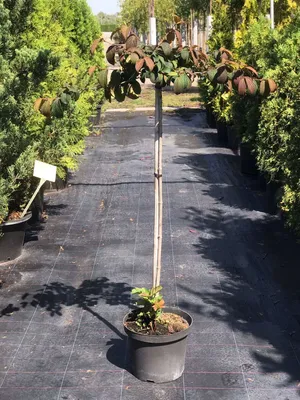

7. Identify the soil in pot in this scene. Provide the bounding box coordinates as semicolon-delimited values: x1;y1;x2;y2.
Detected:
125;311;189;335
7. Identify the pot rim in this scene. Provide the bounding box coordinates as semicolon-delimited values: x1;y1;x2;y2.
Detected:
1;212;32;227
123;306;193;344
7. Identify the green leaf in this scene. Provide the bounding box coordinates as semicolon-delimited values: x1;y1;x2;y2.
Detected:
132;287;148;295
160;41;172;57
60;93;71;105
51;98;64;118
150;286;163;296
114;86;126;102
110;70;122;88
207;69;217;82
131;81;141;95
180;48;190;62
98;69;108;88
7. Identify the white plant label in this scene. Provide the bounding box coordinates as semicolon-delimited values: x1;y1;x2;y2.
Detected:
33;160;57;183
21;160;57;218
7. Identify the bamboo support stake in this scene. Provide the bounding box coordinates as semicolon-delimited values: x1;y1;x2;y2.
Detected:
153;88;160;287
155;89;163;287
21;179;46;218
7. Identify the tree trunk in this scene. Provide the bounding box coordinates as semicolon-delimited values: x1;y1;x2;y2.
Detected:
153;87;163;287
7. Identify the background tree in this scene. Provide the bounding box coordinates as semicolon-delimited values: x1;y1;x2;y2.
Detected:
119;0;176;36
97;11;118;25
97;11;119;31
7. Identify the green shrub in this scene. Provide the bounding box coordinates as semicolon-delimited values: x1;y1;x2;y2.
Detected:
0;0;104;222
255;11;300;231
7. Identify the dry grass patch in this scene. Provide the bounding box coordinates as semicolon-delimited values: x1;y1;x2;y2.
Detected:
102;86;201;112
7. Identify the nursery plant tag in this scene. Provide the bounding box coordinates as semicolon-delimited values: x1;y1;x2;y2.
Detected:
21;160;57;218
33;160;57;182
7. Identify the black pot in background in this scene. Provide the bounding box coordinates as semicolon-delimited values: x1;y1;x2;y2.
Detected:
205;106;216;128
227;125;239;150
124;307;192;383
240;142;258;175
266;181;283;215
257;173;267;191
0;212;32;264
89;104;102;128
44;168;68;192
31;187;45;223
216;120;228;144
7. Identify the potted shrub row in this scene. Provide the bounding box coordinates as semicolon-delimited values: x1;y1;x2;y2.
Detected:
199;48;277;173
0;1;105;264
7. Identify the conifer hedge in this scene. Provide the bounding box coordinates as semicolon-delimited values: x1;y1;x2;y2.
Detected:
0;0;104;223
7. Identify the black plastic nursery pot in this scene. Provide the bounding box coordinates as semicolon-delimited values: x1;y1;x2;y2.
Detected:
31;188;44;223
216;121;228;144
205;106;216;129
266;181;282;215
123;307;193;383
227;125;239;150
240;142;258;175
89;104;102;127
0;212;32;264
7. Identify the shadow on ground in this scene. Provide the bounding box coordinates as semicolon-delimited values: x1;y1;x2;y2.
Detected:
0;277;131;370
174;141;300;393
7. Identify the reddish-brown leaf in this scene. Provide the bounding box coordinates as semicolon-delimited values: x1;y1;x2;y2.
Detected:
219;47;233;58
34;98;44;111
126;34;138;49
166;29;175;43
88;66;97;76
198;51;208;61
238;78;247;95
135;58;144;72
39;98;54;118
216;65;228;84
126;47;145;57
175;30;182;47
120;25;131;41
189;47;198;67
106;45;117;65
259;80;266;96
267;79;277;92
152;299;165;311
174;15;181;24
245;76;258;95
90;37;103;55
233;70;244;87
144;56;155;71
221;52;229;63
244;65;258;77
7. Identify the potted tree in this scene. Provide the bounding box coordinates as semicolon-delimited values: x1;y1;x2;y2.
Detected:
91;24;208;382
94;25;278;382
